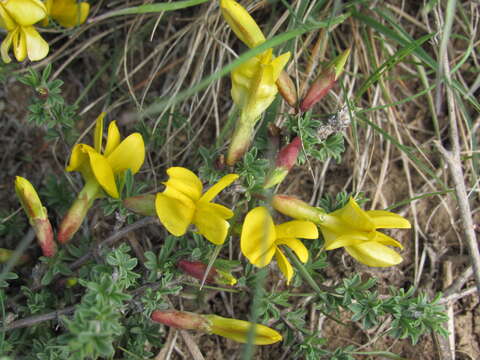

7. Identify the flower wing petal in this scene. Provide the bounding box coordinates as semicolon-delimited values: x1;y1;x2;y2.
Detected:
193;204;230;245
200;174;238;203
345;242;403;267
275;248;294;284
240;206;276;267
162;167;202;201
375;232;404;249
23;26;48;61
1;29;15;63
275;238;309;263
275;220;318;240
104;120;121;156
367;210;411;229
155;193;194;237
87;150;118;198
106;133;145;174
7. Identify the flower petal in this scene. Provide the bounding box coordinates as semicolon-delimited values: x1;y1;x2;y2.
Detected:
240;206;276;267
66;143;91;172
22;26;48;61
0;6;17;30
275;248;294;284
270;52;291;81
275;238;309;263
367;210;411;229
205;202;234;219
155;193;195;236
193;203;230;245
94;112;105;152
220;0;266;48
275;220;318;240
12;27;27;62
200;173;238;203
50;0;90;28
345;242;403;267
106;133;145;175
1;29;15;63
104;120;121;156
87;150;119;198
333;198;375;231
4;0;47;26
162;167;202;201
321;227;374;250
375;231;404;249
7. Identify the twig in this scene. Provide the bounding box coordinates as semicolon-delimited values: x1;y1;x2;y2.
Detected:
440;286;477;304
443;266;473;297
5;306;75;331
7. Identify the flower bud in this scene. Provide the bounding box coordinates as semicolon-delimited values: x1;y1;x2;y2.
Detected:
272;194;325;223
300;48;350;112
15;176;56;257
264;137;301;189
276;70;297;107
123;194;156;216
177;259;237;286
0;248;29;265
151;309;282;345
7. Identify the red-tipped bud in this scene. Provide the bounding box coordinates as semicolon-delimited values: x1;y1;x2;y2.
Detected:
15;176;57;257
178;259;237;286
264;137;302;189
123;194;156;216
300;48;350;112
151;310;211;332
272;194;326;223
276;70;297;107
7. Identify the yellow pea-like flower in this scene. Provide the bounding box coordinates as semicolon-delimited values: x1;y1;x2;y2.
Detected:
0;0;49;63
43;0;90;28
241;206;318;284
272;195;411;267
59;112;145;243
155;167;238;245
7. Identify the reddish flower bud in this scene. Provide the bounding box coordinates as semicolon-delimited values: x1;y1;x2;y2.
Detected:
151;310;211;332
276;70;297;107
178;259;237;286
123;194;156;216
264;137;302;189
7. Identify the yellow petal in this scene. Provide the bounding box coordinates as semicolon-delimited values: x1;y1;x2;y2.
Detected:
0;6;17;30
155;193;195;236
375;231;404;249
162;167;203;201
345;241;403;267
1;29;15;63
275;238;309;263
66;143;90;172
87;150;119;198
94;112;105;152
206;315;282;345
22;26;48;61
205;202;234;219
275;248;294;284
4;0;47;26
13;27;27;62
200;174;238;203
320;226;374;250
240;206;276;267
333;197;375;232
193;203;230;245
220;0;266;48
50;0;90;28
367;210;411;229
270;52;291;81
106;133;145;175
104;120;121;156
275;220;318;240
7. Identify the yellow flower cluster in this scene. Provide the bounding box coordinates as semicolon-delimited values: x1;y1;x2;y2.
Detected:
0;0;89;63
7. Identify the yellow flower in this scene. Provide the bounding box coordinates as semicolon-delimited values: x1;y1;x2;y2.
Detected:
272;195;411;267
155;167;238;245
66;112;145;199
0;0;48;62
43;0;90;28
151;309;282;345
241;206;318;284
220;0;290;165
59;112;145;244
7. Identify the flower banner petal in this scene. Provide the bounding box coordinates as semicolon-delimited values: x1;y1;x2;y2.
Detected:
200;174;238;203
240;206;276;267
335;197;375;232
107;133;145;174
66;144;91;172
104;121;121;156
162;167;203;201
4;0;46;26
94;112;105;152
345;241;403;267
155;193;195;236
